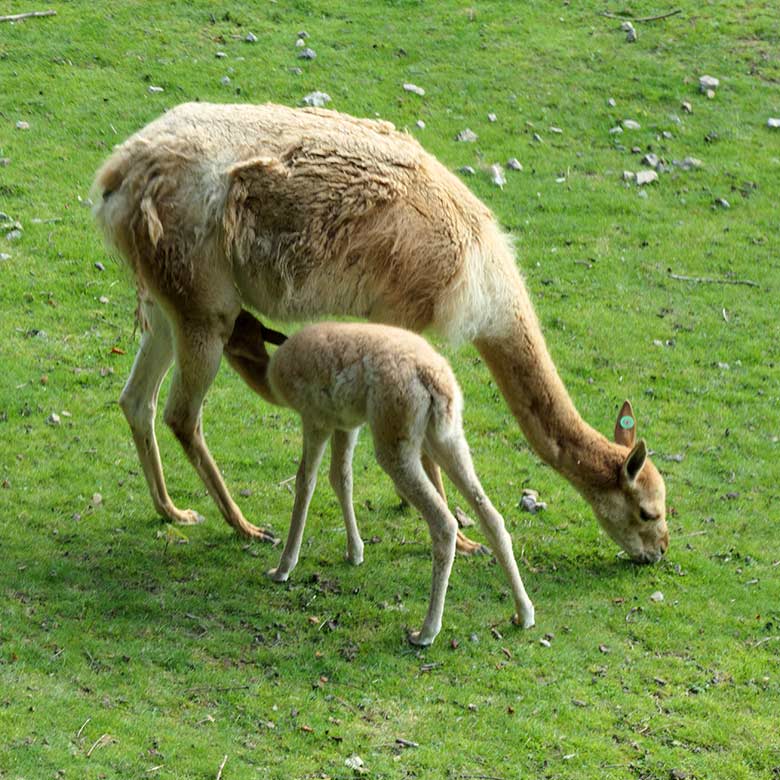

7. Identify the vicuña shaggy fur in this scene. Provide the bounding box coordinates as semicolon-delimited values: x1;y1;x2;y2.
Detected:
92;101;669;563
225;314;535;646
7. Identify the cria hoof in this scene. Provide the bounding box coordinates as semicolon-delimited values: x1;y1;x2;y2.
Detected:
407;629;434;647
512;610;536;630
266;567;289;583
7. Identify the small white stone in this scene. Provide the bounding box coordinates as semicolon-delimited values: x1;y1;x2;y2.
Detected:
549;126;563;134
99;295;109;304
623;171;636;182
506;158;523;171
92;492;103;506
539;638;552;648
609;125;624;135
673;156;703;171
458;165;476;176
714;197;730;209
699;75;719;92
47;412;61;426
297;30;309;39
301;91;331;107
16;120;30;130
608;97;617;107
636;170;658;186
642;153;660;169
215;51;227;58
147;85;164;94
345;755;364;771
415;119;425;129
623;119;641;130
767;118;780;129
490;164;506;189
0;253;10;261
487;112;497;122
650;590;664;603
682;101;692;114
295;37;305;48
245;32;258;43
705;88;716;99
220;76;231;86
403;83;425;96
5;229;22;241
455;128;478;142
298;47;316;60
555;176;566;183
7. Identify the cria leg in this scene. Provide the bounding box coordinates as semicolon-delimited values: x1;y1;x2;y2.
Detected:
422;452;486;556
431;436;535;629
378;450;457;647
268;422;329;582
162;319;276;542
329;428;364;566
119;300;203;526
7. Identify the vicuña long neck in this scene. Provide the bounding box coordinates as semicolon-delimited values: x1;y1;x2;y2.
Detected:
474;291;621;493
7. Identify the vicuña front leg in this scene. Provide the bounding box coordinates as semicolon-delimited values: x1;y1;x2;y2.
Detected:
421;452;487;557
163;320;276;542
329;428;364;565
267;423;329;582
119;300;203;527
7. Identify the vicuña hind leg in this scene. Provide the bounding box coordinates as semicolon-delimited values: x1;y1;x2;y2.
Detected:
378;448;457;647
119;299;202;526
163;317;276;542
422;452;487;557
329;428;364;566
431;436;535;629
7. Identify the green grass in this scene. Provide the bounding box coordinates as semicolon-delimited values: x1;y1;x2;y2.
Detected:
1;1;779;778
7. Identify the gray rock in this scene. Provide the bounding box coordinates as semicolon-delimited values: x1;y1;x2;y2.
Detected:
642;153;660;169
245;32;258;43
520;488;546;514
220;75;231;86
609;125;624;134
699;75;719;92
714;197;730;209
298;47;316;60
608;97;617;107
0;158;9;167
623;171;636;182
297;30;309;39
0;253;11;262
94;261;105;272
415;119;425;129
458;165;476;176
5;229;22;241
673;156;703;171
215;51;227;58
650;590;664;603
682;101;692;114
289;67;303;76
621;21;637;42
47;412;61;426
532;132;543;142
622;119;641;130
302;91;331;107
506;158;523;171
487;112;497;122
636;170;658;186
455;128;478;142
403;83;425;96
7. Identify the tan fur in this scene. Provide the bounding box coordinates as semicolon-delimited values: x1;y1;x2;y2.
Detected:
93;102;668;562
228;320;534;646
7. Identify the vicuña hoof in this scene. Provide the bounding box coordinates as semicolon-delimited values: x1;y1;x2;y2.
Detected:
239;523;279;544
455;530;490;556
172;509;205;526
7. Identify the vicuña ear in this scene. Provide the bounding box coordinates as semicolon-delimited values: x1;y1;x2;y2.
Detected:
614;399;637;447
622;439;647;485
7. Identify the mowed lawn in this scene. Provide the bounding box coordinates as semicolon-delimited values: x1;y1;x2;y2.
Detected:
0;2;778;778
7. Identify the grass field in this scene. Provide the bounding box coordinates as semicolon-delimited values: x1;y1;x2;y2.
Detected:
1;1;779;778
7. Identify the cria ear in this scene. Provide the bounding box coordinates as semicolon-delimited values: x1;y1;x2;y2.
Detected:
622;439;647;485
614;399;637;447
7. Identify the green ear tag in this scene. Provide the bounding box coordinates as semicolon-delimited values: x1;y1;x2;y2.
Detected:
620;415;635;430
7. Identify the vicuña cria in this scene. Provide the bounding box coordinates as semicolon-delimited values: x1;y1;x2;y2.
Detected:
92;101;669;564
224;312;535;645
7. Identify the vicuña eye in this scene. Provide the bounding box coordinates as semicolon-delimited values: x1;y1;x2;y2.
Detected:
639;508;658;522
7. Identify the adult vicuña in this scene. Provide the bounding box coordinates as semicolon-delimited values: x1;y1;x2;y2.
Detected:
224;312;535;646
92;101;669;563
